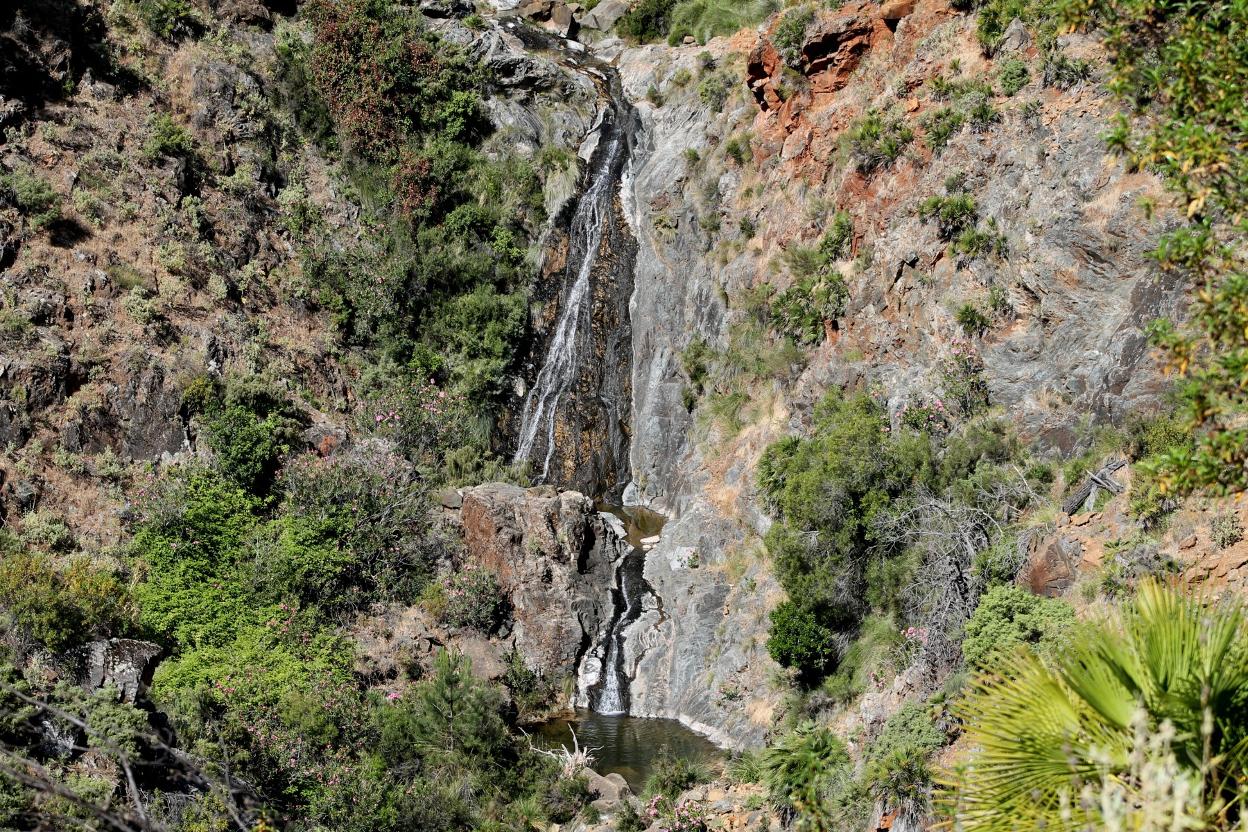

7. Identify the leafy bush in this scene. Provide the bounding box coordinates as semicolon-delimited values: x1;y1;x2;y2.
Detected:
1;167;61;230
847;112;914;173
541;775;592;823
143;114;195;161
921;107;966;151
761;722;851;817
644;749;709;800
697;71;733;110
0;550;131;652
953;220;1007;259
202;405;297;494
1211;512;1244;549
998;58;1030;95
620;0;677;41
441;570;508;633
767;601;839;677
961;585;1075;667
773;6;815;68
819;211;853;260
866;702;945;765
949;581;1248;830
1041;49;1091;90
136;0;200;40
667;0;779;46
955;303;991;337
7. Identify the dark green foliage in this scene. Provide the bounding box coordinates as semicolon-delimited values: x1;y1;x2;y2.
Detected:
768;601;839;677
1;167;60;229
202;405;296;493
771;272;848;345
377;651;513;769
667;0;779;45
819;211;854;260
441;569;508;633
620;0;677;41
847;111;914;173
975;0;1028;52
921;107;966;151
866;702;945;765
698;70;733;110
961;585;1075;667
643;749;709;799
953;220;1007;259
725;133;751;165
761;722;852;819
774;6;816;68
918;193;977;240
1041;49;1091;90
142;114;195;161
955;303;991;337
1064;0;1248;498
542;775;593;823
966;97;1001;131
998;58;1030;95
136;0;200;40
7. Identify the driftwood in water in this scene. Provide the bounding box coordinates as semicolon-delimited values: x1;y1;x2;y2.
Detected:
1062;457;1127;515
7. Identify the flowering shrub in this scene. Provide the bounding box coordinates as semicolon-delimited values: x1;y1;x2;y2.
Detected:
365;380;477;468
645;795;711;832
898;398;949;435
441;570;508;633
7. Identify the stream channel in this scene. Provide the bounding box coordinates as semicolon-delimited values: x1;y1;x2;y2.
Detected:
510;25;727;786
538;505;724;791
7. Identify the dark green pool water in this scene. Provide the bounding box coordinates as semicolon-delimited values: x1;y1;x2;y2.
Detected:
536;710;724;791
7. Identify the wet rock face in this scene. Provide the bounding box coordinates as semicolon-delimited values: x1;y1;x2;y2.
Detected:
460;483;625;681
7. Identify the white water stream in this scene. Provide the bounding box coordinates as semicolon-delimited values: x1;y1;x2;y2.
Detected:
513;133;625;481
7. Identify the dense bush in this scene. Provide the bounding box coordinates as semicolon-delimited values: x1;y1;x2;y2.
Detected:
919;193;977;240
0;549;131;652
767;601;840;677
620;0;676;41
440;570;508;633
961;585;1075;667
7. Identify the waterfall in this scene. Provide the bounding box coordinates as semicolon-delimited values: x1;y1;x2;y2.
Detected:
514;129;626;481
591;546;647;714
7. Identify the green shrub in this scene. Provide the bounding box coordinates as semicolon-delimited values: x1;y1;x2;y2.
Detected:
819;211;853;260
770;272;848;345
643;749;709;799
724;133;751;165
966;97;1001;131
975;0;1029;52
955;303;991;337
143;114;195;161
847;112;914;173
918;193;977;240
773;6;815;68
541;775;592;823
620;0;677;41
767;601;839;677
697;71;733;110
0;550;131;652
667;0;779;45
1211;512;1244;549
866;702;945;764
998;58;1030;95
203;405;297;493
136;0;200;40
921;107;966;151
953;220;1007;259
441;570;508;633
961;585;1075;668
1041;50;1092;90
1;167;61;229
761;722;851;817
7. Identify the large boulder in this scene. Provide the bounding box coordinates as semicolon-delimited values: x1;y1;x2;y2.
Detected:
78;639;163;703
460;483;623;682
581;0;629;30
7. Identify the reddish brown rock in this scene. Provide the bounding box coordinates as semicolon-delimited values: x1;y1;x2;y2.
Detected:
1019;536;1083;597
460;483;622;681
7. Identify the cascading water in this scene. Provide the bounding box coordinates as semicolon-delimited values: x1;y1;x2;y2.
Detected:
514;129;626;482
591;546;645;714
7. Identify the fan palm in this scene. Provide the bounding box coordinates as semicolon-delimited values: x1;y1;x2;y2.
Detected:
943;580;1248;831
